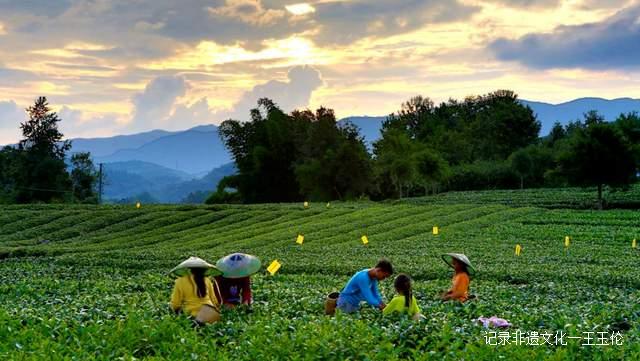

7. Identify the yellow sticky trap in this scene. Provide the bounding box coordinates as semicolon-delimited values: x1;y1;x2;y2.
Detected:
267;260;281;275
136;202;141;209
564;236;570;248
433;226;439;235
296;234;304;245
515;244;522;256
361;235;369;245
303;201;309;208
633;239;637;249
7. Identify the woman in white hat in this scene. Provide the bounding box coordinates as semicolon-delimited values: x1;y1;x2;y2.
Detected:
214;253;261;308
169;256;223;324
440;253;474;302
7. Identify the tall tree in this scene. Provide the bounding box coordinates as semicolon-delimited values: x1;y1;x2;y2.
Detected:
219;98;304;203
558;118;636;209
19;97;71;158
295;109;372;201
14;97;72;203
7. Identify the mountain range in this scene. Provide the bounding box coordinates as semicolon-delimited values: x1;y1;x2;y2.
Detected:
48;97;640;203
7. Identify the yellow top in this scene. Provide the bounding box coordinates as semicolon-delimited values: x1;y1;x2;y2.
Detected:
170;275;220;317
383;295;421;316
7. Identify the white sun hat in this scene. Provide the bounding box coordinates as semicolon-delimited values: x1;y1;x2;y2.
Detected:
170;256;222;277
441;253;475;274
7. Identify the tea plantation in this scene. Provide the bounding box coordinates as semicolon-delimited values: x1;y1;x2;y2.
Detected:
1;195;639;359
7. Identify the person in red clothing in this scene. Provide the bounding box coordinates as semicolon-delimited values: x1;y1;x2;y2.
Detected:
214;275;252;306
215;253;261;308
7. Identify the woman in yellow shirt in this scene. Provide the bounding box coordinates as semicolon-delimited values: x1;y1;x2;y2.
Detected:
441;253;474;302
383;274;423;320
169;256;223;324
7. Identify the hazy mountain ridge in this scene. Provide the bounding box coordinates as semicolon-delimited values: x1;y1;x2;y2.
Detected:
62;97;639;203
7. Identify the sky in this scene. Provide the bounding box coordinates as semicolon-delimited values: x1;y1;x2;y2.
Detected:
1;0;639;144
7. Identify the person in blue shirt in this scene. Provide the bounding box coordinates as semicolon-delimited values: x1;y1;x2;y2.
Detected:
336;259;394;313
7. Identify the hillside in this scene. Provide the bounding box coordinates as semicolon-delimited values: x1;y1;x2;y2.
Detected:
1;200;638;359
70;129;175;157
102;161;192;201
103;161;236;203
94;125;230;175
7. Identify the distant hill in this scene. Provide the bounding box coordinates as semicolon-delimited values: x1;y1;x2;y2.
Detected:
339;98;640;142
103;161;236;204
521;97;640;135
70;129;175;157
156;162;237;203
102;161;192;201
93;125;231;175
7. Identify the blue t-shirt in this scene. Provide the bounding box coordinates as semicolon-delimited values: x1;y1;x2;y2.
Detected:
339;269;383;307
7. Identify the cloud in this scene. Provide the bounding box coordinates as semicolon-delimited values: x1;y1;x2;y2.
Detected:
166;97;216;125
208;0;287;26
0;67;38;86
223;65;323;120
311;0;479;45
483;0;561;8
489;5;640;70
0;100;26;145
131;75;187;130
125;65;322;130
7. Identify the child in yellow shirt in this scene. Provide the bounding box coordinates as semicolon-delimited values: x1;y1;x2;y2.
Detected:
383;274;423;320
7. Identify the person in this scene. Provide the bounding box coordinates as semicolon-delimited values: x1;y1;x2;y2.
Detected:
336;259;393;313
214;253;261;308
169;256;223;324
440;253;474;302
383;273;423;320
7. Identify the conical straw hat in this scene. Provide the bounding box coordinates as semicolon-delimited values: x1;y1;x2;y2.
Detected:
170;256;222;277
216;253;261;278
441;253;475;274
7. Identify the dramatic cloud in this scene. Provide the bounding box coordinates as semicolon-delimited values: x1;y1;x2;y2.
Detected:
131;75;188;130
166;97;217;126
311;0;479;45
1;0;640;144
490;5;640;69
223;65;323;121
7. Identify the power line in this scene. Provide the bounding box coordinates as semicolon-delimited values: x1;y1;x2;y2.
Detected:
15;187;73;194
98;163;103;204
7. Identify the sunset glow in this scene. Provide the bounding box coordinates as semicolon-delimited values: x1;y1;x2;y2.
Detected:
0;0;639;144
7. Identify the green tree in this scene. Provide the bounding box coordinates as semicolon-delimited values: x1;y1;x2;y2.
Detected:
558;119;636;209
373;129;427;198
294;109;372;201
509;148;532;189
219;98;305;203
468;90;541;160
614;112;640;171
19;97;71;158
14;97;72;203
70;152;97;203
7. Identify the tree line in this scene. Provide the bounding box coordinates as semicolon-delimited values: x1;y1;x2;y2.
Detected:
214;91;639;208
0;97;98;204
1;92;637;207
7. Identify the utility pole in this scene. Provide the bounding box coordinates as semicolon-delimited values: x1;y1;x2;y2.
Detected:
98;163;103;205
